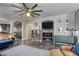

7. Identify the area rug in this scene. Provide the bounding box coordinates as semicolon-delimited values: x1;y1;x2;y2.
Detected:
0;45;50;56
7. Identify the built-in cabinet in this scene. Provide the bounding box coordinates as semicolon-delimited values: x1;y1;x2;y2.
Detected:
42;20;54;41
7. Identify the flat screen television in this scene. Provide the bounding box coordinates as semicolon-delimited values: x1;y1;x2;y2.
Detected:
42;21;53;29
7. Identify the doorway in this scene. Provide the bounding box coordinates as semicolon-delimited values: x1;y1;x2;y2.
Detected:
14;21;22;39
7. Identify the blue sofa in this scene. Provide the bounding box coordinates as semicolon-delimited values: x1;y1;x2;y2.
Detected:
0;40;14;48
72;43;79;55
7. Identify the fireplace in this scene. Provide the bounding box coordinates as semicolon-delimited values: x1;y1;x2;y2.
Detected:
42;32;53;41
43;32;52;37
42;20;53;43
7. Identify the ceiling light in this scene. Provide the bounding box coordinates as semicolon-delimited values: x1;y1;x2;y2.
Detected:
28;9;32;12
26;12;31;17
12;3;43;17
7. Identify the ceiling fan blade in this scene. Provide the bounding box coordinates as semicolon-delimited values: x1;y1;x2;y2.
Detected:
31;14;35;17
11;4;24;11
32;12;40;16
32;4;38;9
14;10;23;12
19;13;26;16
32;10;43;12
22;3;28;9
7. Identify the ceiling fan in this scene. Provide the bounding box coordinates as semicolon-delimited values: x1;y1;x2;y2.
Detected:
11;3;43;17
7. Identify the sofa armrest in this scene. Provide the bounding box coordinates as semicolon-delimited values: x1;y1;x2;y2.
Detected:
61;50;77;56
50;49;63;56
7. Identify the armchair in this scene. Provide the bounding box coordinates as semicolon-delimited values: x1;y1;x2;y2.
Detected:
60;45;77;56
60;43;79;56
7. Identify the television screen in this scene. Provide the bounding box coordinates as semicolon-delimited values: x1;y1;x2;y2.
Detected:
42;21;53;29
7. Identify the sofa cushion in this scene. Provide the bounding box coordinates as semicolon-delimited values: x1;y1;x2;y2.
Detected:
61;45;73;51
50;49;63;56
72;43;79;55
61;50;76;56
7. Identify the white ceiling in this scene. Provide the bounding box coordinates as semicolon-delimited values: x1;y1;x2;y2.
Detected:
0;3;79;23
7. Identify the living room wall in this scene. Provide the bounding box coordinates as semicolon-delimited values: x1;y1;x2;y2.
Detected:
26;13;75;37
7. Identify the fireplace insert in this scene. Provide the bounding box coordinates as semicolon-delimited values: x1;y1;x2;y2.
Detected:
43;32;52;37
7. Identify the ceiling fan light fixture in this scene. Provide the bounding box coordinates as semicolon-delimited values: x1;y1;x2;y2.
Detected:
28;9;32;12
26;12;31;17
12;3;43;17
